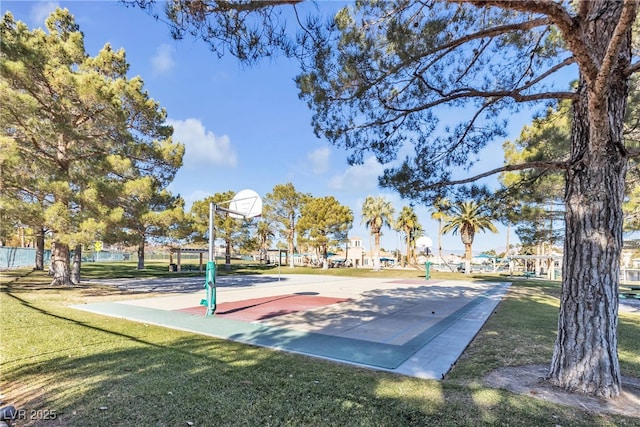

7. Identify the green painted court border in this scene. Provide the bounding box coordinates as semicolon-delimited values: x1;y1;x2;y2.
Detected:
71;283;510;370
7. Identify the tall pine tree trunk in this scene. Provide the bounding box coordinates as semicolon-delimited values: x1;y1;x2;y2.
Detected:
50;241;73;286
225;237;231;271
322;246;329;270
550;85;626;397
35;228;45;271
289;220;295;268
137;238;145;270
71;244;81;284
550;86;625;397
548;1;632;398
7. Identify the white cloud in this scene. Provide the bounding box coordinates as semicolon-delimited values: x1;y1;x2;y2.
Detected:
31;2;59;25
168;118;237;167
328;156;385;192
151;44;176;75
307;147;330;174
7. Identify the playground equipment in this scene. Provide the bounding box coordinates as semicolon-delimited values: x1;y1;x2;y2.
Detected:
200;190;262;316
424;261;431;280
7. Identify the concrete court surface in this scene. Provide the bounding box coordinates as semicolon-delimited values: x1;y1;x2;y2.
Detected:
73;274;511;380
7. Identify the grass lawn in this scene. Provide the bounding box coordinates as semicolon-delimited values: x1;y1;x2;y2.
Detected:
1;264;639;426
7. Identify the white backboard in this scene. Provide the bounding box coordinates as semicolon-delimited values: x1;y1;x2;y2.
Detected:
416;236;433;248
228;189;262;219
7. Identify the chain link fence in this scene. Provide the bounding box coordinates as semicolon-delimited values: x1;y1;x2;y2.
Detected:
0;247;50;270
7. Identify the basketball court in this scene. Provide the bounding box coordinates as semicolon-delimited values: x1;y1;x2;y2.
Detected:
73;274;511;380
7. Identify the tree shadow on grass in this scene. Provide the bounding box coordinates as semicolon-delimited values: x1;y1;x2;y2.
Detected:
1;285;635;426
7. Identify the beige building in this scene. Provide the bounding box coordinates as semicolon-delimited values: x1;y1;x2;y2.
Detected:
345;236;365;268
339;236;397;269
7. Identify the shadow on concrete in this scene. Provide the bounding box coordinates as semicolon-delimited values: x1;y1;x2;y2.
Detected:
84;274;291;293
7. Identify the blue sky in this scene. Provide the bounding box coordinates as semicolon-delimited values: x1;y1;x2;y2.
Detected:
3;1;557;255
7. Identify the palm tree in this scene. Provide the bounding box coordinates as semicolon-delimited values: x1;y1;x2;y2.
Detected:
361;196;395;271
442;201;498;274
396;205;420;267
409;223;424;264
430;197;454;271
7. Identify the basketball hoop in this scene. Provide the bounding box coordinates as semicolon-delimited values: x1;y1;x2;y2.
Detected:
227;189;263;219
203;189;263;316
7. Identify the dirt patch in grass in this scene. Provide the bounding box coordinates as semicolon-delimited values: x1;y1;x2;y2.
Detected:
484;364;640;418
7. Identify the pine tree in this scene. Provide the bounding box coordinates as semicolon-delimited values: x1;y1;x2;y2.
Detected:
1;9;183;283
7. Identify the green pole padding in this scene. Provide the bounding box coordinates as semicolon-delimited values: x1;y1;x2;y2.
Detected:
204;261;216;316
206;261;216;285
425;261;431;280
